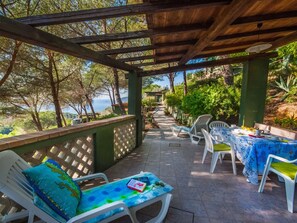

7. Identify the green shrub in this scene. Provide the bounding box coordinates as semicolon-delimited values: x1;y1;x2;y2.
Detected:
95;113;118;120
274;115;297;130
182;79;240;121
165;93;182;108
142;98;157;109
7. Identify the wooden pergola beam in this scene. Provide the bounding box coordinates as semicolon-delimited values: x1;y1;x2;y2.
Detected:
0;16;139;72
264;31;297;51
16;0;230;26
233;10;297;25
179;0;261;65
101;40;197;55
139;52;278;77
119;55;154;62
216;26;297;41
205;37;279;51
68;23;209;44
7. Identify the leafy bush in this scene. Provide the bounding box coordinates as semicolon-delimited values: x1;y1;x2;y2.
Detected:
274;115;297;130
142;98;157;110
165;93;182;108
182;78;241;121
274;75;297;102
96;113;118;120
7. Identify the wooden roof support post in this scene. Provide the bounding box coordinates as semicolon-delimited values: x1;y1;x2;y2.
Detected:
239;57;270;127
0;15;140;72
128;71;142;147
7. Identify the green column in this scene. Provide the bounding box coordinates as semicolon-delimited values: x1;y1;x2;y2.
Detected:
93;125;114;172
128;71;143;146
239;57;269;127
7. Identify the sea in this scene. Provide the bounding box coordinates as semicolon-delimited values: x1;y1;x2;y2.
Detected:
43;97;128;115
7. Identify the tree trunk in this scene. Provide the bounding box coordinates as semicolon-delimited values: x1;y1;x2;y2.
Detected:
168;72;175;93
220;55;234;86
0;41;22;87
47;51;63;128
30;111;43;131
112;68;126;114
85;94;96;119
60;106;67;126
82;105;89;122
183;71;188;95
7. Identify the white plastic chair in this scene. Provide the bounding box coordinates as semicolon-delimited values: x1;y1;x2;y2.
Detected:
201;129;237;175
171;114;212;144
258;154;297;213
209;121;230;130
0;150;172;223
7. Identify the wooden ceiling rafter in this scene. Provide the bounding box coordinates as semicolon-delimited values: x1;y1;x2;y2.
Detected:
179;0;264;65
16;0;230;26
67;23;209;45
100;40;197;55
216;25;297;41
140;52;277;77
0;15;139;72
232;10;297;25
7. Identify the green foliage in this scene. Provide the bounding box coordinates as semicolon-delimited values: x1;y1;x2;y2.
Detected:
95;113;118;120
142;98;157;109
274;115;297;130
142;84;162;93
165;93;182;108
182;77;241;120
274;75;297;102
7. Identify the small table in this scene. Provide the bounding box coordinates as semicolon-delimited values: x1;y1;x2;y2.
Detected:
211;127;297;184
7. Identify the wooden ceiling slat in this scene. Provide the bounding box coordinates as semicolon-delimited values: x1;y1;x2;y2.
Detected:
216;26;297;41
101;40;196;55
139;52;278;77
179;0;262;65
232;10;297;25
17;0;229;26
0;16;139;72
67;23;209;44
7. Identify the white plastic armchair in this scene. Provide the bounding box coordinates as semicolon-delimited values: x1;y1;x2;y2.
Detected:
258;154;297;213
209;121;230;130
201;129;237;175
0;150;172;223
171;114;212;144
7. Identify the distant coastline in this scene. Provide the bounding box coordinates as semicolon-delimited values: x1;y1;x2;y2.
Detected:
43;97;128;114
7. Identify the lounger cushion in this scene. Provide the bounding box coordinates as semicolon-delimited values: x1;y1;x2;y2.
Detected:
77;172;173;222
23;161;81;220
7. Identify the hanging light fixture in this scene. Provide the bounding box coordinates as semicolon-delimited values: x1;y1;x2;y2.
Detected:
245;22;272;53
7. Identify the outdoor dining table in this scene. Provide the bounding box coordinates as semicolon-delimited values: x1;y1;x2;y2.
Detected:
211;127;297;185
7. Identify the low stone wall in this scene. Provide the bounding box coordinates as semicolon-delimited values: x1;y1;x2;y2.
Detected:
254;123;297;140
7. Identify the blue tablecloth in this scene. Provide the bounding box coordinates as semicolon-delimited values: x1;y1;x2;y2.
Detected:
211;127;297;184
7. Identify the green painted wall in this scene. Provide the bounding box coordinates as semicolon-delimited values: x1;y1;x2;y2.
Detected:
239;57;269;127
128;72;143;146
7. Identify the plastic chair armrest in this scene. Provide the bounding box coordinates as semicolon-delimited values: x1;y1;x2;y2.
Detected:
73;173;109;183
211;134;224;143
268;154;297;164
67;201;131;223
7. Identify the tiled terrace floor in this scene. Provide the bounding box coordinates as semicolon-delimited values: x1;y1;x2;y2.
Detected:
104;107;297;223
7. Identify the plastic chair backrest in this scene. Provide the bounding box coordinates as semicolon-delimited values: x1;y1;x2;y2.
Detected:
0;151;34;212
209;121;230;130
190;114;213;134
201;129;214;153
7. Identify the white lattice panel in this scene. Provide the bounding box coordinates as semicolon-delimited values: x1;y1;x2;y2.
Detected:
114;121;136;160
